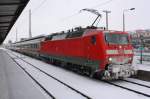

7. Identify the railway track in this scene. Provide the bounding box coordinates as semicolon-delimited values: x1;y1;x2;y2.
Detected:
8;53;56;99
122;79;150;88
7;51;92;99
103;80;150;98
7;50;150;98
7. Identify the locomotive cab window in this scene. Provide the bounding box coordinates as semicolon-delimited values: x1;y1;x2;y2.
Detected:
105;33;129;44
91;36;96;45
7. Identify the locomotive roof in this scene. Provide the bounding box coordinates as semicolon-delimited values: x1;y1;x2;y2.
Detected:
45;27;86;41
13;35;45;44
45;26;129;41
13;26;128;44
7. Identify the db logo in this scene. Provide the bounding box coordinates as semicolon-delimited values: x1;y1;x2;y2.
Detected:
118;50;124;54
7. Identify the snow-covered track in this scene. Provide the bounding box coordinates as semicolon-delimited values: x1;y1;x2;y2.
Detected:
8;53;56;99
6;49;150;99
103;80;150;98
122;79;150;88
8;52;92;99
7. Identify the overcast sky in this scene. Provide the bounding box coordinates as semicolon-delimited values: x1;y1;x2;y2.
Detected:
4;0;150;43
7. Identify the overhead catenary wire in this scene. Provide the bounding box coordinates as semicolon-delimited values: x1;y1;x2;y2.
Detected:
14;0;115;41
59;12;81;22
91;0;114;8
17;0;114;26
59;0;114;23
31;0;48;15
16;0;114;25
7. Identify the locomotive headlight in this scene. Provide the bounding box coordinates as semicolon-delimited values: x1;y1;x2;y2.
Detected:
108;57;112;62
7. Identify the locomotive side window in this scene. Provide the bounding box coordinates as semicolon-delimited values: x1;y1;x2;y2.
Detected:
91;36;96;45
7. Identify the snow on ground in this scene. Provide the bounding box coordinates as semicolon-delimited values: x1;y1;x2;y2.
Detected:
125;78;150;87
5;49;150;99
111;80;150;95
15;58;86;99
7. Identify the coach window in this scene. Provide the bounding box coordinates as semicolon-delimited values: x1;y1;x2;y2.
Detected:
33;44;35;48
33;44;36;48
91;36;96;45
35;44;37;48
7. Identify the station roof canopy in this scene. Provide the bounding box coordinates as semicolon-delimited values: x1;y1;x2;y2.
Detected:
0;0;29;44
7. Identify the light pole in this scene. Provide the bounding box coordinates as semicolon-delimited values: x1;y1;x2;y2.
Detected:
140;35;144;64
123;8;135;32
29;9;32;38
103;10;111;30
16;28;18;42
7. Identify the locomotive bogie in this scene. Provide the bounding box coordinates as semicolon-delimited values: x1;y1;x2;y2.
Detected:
102;64;136;79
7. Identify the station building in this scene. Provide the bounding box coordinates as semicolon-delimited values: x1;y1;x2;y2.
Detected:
130;29;150;50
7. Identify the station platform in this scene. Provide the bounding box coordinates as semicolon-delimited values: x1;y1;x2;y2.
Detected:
136;70;150;81
0;49;47;99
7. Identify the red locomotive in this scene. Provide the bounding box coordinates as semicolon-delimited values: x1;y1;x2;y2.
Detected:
9;26;136;79
40;26;135;79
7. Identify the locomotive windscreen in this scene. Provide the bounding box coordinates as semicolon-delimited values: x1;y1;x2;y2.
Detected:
105;33;129;44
